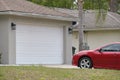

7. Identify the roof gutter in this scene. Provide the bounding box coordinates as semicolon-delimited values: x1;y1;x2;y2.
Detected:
73;27;120;31
0;11;78;21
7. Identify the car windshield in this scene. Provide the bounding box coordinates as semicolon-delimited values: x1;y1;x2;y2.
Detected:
101;44;120;52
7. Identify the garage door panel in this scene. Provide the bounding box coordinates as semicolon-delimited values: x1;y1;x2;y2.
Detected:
17;57;62;64
16;24;63;64
16;50;62;56
16;33;60;41
17;53;62;57
17;25;59;32
17;53;62;58
16;43;62;53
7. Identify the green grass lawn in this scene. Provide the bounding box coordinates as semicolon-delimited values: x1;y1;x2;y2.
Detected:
0;66;120;80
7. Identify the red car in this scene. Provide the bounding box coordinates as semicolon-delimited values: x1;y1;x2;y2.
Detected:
72;42;120;70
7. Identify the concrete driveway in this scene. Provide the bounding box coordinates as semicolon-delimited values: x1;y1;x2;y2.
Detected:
0;64;79;69
42;64;79;69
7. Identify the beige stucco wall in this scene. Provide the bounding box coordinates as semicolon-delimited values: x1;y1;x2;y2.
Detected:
72;30;120;51
7;16;72;64
72;31;79;53
86;30;120;49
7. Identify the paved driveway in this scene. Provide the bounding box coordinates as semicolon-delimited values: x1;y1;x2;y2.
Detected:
43;64;79;69
0;64;79;69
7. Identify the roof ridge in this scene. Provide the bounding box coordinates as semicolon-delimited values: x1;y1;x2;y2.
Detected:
1;0;10;10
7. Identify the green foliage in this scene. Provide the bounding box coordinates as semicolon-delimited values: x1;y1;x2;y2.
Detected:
82;0;109;27
83;0;109;10
27;0;74;9
118;1;120;14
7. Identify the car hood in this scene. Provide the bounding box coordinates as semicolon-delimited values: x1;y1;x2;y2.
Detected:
75;50;94;55
80;50;94;53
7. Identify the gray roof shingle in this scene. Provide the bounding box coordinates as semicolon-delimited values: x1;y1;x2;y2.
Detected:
0;0;75;19
55;8;120;29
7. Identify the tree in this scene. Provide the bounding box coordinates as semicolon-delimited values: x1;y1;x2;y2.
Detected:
77;0;109;51
109;0;119;12
77;0;84;51
109;0;120;14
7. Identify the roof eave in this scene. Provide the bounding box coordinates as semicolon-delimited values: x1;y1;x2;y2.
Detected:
73;27;120;31
0;11;78;21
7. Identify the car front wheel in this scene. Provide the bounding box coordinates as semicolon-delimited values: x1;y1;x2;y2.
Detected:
79;57;93;69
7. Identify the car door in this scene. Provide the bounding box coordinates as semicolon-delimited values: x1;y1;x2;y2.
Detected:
98;44;118;69
116;51;120;69
114;44;120;69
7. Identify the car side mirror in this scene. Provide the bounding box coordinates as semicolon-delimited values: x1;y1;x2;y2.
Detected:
98;48;102;52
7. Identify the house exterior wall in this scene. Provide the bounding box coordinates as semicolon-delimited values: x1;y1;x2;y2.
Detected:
0;16;9;64
86;30;120;49
8;16;72;64
72;31;79;53
63;26;72;64
72;30;120;52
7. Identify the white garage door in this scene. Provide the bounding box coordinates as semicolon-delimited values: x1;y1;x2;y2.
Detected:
16;24;63;64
